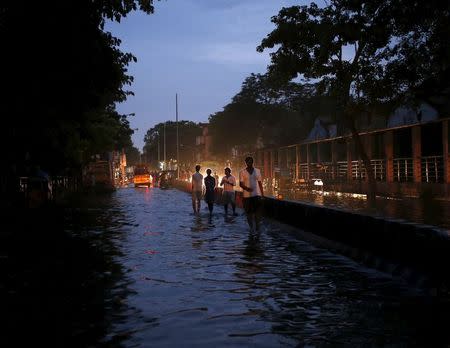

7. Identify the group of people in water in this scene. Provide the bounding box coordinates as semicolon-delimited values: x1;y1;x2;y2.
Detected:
191;156;264;232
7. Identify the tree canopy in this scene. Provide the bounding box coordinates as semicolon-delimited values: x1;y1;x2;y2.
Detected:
1;1;158;178
256;0;450;200
208;73;340;159
143;121;202;169
257;0;450;117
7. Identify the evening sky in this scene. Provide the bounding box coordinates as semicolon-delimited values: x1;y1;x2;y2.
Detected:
106;0;304;150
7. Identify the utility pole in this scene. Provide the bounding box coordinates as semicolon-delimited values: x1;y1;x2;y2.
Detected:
176;93;179;179
157;131;160;164
163;122;166;170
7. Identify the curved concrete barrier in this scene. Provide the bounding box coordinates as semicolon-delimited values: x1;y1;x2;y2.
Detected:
261;196;450;287
174;180;450;288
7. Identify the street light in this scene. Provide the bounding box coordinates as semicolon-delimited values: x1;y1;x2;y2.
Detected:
176;93;179;179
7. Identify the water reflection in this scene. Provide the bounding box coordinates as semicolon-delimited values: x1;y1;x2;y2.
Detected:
1;193;138;347
274;189;450;230
4;187;449;347
124;188;450;346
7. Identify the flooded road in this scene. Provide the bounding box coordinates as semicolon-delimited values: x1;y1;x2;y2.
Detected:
272;189;450;230
77;187;449;347
4;187;449;347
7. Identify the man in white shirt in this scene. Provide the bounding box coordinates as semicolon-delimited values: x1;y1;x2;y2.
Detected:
220;167;237;216
191;164;203;215
239;156;264;232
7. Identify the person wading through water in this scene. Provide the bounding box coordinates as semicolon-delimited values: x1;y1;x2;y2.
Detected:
204;168;216;219
191;165;203;215
220;167;237;216
239;156;264;232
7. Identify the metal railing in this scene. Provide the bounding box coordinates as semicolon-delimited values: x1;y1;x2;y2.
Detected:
393;158;413;182
268;155;445;185
299;163;309;179
371;159;386;181
421;156;444;183
336;161;348;179
308;162;321;179
351;160;366;180
318;162;334;181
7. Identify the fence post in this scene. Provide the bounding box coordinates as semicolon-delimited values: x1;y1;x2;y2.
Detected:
270;149;275;180
347;139;352;181
331;140;336;180
443;120;449;184
306;143;311;181
412;126;422;183
364;134;372;182
385;130;394;183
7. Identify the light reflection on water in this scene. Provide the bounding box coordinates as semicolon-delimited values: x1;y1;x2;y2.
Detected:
6;188;447;346
95;188;449;347
270;189;450;230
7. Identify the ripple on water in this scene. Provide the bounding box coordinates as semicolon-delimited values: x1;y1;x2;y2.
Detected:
60;187;450;347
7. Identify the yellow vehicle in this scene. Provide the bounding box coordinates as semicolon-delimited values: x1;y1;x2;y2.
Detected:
133;165;152;187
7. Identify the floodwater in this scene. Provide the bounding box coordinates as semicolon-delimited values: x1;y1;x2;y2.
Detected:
273;189;450;230
2;187;450;347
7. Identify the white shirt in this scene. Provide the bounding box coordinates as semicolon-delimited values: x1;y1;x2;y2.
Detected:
191;172;203;191
220;175;236;192
239;167;262;198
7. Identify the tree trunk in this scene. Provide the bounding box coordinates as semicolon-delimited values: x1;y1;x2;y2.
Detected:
346;113;377;205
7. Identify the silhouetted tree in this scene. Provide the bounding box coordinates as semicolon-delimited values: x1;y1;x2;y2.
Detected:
208;73;333;158
125;146;141;167
257;0;450;202
143;121;202;169
1;1;158;201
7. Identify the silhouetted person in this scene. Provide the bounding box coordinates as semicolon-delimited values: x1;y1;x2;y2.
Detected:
204;168;216;218
239;156;264;232
191;165;203;215
220;167;237;216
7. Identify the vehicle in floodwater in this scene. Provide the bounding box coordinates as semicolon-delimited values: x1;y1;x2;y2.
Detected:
133;164;152;187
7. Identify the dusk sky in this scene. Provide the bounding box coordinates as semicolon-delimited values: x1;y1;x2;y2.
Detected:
106;0;304;150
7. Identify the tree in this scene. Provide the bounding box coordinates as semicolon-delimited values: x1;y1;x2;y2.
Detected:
208;73;320;159
125;146;141;167
1;1;158;194
380;0;450;110
143;121;202;169
257;0;450;202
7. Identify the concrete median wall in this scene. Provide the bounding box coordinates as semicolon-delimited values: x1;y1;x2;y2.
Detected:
262;196;450;286
173;180;450;287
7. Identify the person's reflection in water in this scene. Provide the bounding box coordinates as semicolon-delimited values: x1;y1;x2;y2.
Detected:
191;217;205;249
243;233;263;259
191;214;206;231
236;234;265;289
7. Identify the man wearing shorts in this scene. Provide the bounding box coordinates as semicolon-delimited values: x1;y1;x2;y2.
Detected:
191;165;203;215
239;156;264;231
220;167;237;216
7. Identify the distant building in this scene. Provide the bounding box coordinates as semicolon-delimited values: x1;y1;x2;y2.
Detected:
254;101;450;198
195;123;213;162
387;102;438;128
306;117;337;141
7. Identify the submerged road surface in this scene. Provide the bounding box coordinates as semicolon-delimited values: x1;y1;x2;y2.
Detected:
4;187;449;347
